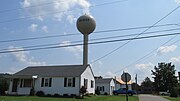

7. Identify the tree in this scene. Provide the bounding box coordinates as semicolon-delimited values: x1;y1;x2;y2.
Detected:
141;77;153;88
0;75;9;95
140;77;153;94
151;62;178;94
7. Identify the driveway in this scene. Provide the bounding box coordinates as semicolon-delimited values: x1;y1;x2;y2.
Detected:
139;94;169;101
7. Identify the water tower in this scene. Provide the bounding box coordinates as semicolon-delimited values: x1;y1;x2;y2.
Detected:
76;14;96;66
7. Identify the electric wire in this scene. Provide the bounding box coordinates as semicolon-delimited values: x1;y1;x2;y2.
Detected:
1;27;180;51
0;23;180;44
1;31;180;54
0;0;127;14
0;0;128;24
90;5;180;64
0;1;60;13
112;35;179;75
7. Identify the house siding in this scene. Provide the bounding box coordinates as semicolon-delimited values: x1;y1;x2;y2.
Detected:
109;79;115;95
8;79;31;95
95;79;115;95
8;65;95;96
35;77;80;95
80;66;95;94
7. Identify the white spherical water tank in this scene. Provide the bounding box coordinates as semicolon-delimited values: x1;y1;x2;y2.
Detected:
76;14;96;35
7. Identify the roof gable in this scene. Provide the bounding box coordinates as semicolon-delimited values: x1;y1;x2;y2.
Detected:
95;78;113;84
13;65;88;78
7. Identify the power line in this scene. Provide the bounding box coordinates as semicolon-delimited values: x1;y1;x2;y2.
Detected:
90;5;180;64
1;31;180;54
112;35;179;75
0;23;180;44
0;1;60;13
124;35;178;69
0;0;128;24
0;0;127;14
1;27;180;51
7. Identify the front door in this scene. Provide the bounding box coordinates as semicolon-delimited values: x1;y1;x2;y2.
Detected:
12;79;19;92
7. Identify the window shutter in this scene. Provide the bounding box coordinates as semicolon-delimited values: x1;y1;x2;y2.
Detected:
73;77;75;87
49;78;52;87
103;86;104;91
20;79;23;88
97;86;99;91
84;78;85;86
41;78;44;87
64;77;67;87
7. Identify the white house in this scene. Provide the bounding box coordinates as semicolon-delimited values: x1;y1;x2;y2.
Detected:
115;79;132;90
95;78;115;95
8;64;95;96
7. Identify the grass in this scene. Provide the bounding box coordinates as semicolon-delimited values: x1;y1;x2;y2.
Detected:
164;96;180;101
0;95;139;101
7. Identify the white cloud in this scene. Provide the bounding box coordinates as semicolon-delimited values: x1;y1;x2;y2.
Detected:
135;62;154;69
41;26;48;33
60;41;83;58
157;45;177;55
175;0;180;3
28;23;38;32
67;15;76;24
20;0;91;23
169;56;180;63
21;0;31;7
8;46;46;66
104;71;116;78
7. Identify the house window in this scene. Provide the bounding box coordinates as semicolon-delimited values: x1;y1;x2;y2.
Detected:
45;78;49;87
20;79;32;88
24;79;32;87
41;78;52;87
91;80;94;88
64;77;75;87
99;86;105;91
67;78;72;87
84;79;88;88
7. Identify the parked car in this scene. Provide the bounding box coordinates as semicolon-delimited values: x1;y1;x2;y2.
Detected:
159;91;170;96
113;88;136;96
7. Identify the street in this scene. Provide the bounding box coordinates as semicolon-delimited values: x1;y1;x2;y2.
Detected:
139;94;169;101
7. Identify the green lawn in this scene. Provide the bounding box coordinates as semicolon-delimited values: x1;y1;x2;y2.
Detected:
0;95;139;101
164;96;180;101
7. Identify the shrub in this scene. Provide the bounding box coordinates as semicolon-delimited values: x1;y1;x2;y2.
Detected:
29;88;35;96
70;94;77;98
95;90;100;95
63;94;69;97
104;92;108;95
46;94;52;97
79;86;87;98
36;91;45;97
170;89;178;97
53;93;60;97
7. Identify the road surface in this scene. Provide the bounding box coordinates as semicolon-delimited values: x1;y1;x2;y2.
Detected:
139;94;169;101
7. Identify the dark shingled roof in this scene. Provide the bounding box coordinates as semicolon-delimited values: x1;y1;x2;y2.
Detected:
12;65;88;78
95;78;113;84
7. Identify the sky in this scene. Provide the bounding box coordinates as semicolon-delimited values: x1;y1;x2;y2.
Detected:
1;0;180;84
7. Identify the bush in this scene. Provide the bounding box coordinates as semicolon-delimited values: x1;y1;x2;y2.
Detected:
63;94;69;97
104;92;108;95
36;91;45;97
53;93;60;97
170;89;178;97
95;90;100;95
70;94;77;98
29;88;35;96
46;94;52;97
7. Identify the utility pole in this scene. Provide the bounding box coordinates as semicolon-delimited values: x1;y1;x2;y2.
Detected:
125;73;128;101
135;74;138;94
